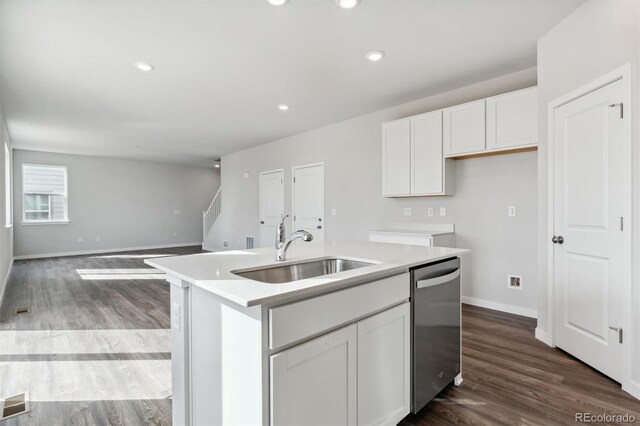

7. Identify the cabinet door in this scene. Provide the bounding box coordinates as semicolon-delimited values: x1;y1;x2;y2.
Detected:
486;86;537;150
382;119;411;196
357;302;410;426
411;110;443;195
270;324;357;426
443;99;486;157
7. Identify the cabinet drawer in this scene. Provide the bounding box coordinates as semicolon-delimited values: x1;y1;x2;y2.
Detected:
369;232;433;246
269;273;409;350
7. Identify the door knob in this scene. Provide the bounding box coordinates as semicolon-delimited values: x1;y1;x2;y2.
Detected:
552;235;564;244
260;221;264;224
317;225;322;229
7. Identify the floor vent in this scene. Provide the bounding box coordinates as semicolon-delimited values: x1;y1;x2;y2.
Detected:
245;236;255;249
1;392;30;421
15;307;29;315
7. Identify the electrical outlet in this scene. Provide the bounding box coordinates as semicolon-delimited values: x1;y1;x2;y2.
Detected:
331;208;337;216
77;237;83;243
508;206;517;217
440;207;446;217
223;241;229;247
507;274;523;290
427;208;434;217
404;208;412;217
171;303;180;330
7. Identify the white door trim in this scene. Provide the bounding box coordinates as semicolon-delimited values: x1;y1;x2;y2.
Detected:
259;168;284;247
546;63;633;393
291;162;325;236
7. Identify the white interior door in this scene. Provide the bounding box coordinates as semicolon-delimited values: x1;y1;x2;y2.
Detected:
293;163;325;242
259;169;284;248
552;76;631;383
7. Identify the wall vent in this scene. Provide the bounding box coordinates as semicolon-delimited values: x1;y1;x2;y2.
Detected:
245;236;255;249
1;392;30;421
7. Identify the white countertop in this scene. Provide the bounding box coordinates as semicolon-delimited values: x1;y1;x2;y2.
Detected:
146;240;468;307
369;228;453;236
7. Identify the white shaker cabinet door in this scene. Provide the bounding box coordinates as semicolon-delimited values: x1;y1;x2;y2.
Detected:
382;118;411;196
411;110;444;195
443;99;486;157
357;302;411;426
270;324;357;426
486;86;538;150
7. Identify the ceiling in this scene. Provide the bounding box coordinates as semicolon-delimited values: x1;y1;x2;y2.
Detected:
0;0;584;167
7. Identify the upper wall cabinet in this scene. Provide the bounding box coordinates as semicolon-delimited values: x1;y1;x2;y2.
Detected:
382;111;454;197
382;118;411;196
486;86;538;151
443;99;486;157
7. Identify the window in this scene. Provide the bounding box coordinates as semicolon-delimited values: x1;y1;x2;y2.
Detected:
4;143;10;227
22;164;68;224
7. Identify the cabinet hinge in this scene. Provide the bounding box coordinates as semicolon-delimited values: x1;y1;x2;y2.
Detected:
609;103;624;119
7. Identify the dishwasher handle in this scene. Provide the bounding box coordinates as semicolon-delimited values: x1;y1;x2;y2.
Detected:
416;269;460;289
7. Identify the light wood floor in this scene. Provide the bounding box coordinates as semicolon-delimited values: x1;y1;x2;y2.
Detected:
1;248;638;425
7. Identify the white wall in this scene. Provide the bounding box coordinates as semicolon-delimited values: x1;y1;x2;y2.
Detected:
214;68;539;317
536;0;640;397
13;150;220;258
0;105;13;306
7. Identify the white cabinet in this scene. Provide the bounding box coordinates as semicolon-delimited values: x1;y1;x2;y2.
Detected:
443;99;486;157
270;302;411;426
411;110;454;196
486;86;538;151
357;303;410;426
382;111;453;197
382;118;411;196
270;324;357;426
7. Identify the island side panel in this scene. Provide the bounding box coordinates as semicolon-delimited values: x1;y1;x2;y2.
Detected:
191;285;264;425
168;276;191;426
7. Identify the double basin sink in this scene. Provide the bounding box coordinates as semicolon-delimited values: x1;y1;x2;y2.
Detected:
232;257;375;284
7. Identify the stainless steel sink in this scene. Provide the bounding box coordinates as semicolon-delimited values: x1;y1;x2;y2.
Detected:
232;257;375;284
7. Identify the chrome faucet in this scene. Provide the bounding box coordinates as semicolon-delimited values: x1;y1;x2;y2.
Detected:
275;215;313;261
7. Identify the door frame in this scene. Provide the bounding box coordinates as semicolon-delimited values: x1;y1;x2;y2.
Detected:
546;63;633;390
291;162;325;235
259;168;284;247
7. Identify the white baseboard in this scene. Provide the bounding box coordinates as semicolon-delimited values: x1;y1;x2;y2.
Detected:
0;258;14;309
461;296;537;319
624;380;640;400
534;327;553;347
13;242;203;260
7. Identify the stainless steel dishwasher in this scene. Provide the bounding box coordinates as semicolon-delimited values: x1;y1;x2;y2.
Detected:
410;257;461;414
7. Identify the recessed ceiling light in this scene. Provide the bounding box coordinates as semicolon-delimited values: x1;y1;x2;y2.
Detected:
366;50;385;62
278;104;290;111
267;0;288;5
336;0;359;9
134;61;154;72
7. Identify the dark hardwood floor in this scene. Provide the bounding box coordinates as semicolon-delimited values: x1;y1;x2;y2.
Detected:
401;306;640;426
1;247;638;425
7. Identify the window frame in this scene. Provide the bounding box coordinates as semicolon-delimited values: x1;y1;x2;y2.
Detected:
21;163;69;225
4;142;11;228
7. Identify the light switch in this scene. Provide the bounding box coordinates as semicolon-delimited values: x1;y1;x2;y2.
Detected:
404;208;412;217
440;207;446;217
331;209;337;216
427;208;434;217
172;303;180;330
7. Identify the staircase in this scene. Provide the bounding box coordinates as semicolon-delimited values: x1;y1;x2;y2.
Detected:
202;187;221;248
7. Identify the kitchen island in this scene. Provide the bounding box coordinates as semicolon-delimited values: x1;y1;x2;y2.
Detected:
147;240;469;426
